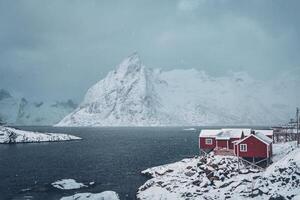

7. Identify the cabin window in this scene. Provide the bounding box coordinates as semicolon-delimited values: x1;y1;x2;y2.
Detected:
205;138;213;145
240;144;247;152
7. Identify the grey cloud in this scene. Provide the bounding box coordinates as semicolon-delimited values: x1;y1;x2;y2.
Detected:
0;0;299;101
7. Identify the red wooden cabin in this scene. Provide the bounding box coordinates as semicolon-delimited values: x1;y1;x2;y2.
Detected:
198;129;219;151
233;132;272;159
199;128;273;159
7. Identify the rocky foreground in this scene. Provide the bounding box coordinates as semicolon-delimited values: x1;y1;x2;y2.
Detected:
137;142;300;200
0;126;81;143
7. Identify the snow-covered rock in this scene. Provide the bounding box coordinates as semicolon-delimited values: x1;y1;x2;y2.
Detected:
51;179;87;190
60;191;120;200
57;53;298;127
249;148;300;199
0;89;77;125
0;126;81;143
137;142;300;200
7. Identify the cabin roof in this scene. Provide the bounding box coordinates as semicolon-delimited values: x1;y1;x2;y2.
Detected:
199;128;251;139
199;128;273;139
234;132;273;145
255;132;273;144
220;128;251;139
255;129;273;136
199;129;221;137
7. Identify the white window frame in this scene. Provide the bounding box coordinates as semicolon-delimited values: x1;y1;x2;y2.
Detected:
240;144;247;152
205;138;213;145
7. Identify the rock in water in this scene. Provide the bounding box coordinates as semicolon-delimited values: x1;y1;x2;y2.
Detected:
60;191;120;200
51;179;87;190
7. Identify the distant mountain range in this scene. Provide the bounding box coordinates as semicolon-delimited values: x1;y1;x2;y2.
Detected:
56;53;299;127
0;89;77;126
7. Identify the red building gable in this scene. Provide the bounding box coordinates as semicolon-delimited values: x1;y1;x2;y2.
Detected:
233;133;272;159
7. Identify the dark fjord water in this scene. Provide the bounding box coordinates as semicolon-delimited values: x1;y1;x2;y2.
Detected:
0;127;199;200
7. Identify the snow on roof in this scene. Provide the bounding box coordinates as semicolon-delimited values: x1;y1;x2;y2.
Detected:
255;132;273;144
200;128;252;139
220;128;252;138
199;129;221;137
215;133;231;140
255;129;273;136
235;132;273;145
200;128;274;142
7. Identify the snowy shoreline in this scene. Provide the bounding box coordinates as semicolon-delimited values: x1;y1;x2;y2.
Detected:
0;126;81;144
137;142;299;200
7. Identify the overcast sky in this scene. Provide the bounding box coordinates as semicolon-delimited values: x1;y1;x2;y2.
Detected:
0;0;299;102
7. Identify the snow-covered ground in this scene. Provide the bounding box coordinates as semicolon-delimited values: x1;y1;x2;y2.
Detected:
0;126;81;143
272;141;296;162
60;191;120;200
137;142;300;200
57;53;299;127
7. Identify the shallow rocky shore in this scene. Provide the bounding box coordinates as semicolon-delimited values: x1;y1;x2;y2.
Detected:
137;142;300;200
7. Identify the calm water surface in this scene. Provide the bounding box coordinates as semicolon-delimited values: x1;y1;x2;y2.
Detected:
0;127;199;200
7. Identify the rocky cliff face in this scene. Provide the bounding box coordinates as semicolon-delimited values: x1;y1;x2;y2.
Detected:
57;53;298;127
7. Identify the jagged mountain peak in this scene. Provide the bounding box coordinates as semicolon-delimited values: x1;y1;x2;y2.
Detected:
114;52;144;79
83;53;152;105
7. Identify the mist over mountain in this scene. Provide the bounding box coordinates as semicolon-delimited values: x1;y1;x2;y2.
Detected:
0;89;77;126
57;53;298;127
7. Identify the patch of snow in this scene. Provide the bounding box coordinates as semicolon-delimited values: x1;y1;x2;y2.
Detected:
272;141;296;162
89;181;95;186
52;179;87;190
0;126;81;144
60;191;120;200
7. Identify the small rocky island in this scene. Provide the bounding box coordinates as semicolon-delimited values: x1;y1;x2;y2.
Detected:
0;126;81;144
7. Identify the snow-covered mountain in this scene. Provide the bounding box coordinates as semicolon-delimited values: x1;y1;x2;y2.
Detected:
0;89;77;125
57;53;298;127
